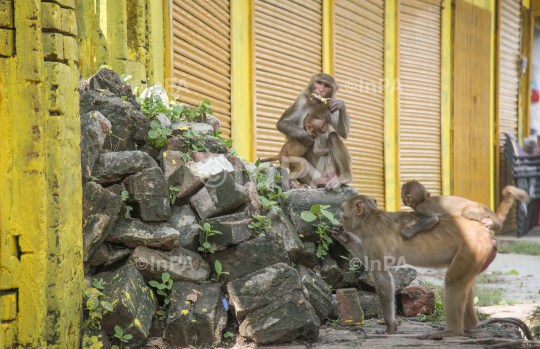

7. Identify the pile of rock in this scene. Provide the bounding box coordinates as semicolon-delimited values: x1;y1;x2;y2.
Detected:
79;69;423;349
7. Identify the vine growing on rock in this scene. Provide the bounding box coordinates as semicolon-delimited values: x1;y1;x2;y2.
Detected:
82;279;113;330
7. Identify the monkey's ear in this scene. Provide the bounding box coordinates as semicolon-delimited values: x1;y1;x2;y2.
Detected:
427;191;431;198
405;194;413;206
373;199;378;208
354;201;364;216
305;124;313;133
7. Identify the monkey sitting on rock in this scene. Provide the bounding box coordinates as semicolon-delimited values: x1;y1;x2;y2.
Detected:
276;73;353;190
400;180;529;239
261;113;331;188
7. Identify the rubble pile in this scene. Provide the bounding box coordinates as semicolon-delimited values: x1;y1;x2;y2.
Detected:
79;69;420;349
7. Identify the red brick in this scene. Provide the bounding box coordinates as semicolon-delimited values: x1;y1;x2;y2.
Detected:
400;285;435;317
336;288;364;326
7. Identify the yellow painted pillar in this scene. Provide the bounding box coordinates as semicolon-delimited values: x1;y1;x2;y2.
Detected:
0;0;84;347
441;0;452;196
322;0;334;75
384;0;399;211
231;0;255;161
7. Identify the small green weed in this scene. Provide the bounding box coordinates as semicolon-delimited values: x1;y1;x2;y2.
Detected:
301;204;339;258
197;223;222;254
149;272;173;320
211;260;229;284
248;215;273;236
120;190;133;219
111;325;132;349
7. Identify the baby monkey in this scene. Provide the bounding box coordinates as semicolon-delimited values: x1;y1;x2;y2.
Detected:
260;112;330;163
401;180;529;240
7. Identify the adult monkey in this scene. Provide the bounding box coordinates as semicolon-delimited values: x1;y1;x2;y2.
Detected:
276;73;352;190
332;195;507;339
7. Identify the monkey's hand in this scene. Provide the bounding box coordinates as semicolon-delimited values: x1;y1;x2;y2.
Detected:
401;227;416;240
297;130;316;148
327;98;345;113
331;224;350;244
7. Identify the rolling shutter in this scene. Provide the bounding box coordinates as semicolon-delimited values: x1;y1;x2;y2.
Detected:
335;0;386;208
452;0;492;206
398;0;443;209
254;0;323;159
171;0;231;137
498;0;522;231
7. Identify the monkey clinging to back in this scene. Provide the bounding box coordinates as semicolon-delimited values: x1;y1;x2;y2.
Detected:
401;180;529;239
260;112;330;163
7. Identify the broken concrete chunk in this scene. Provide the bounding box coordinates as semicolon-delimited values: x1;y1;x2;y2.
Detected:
165;281;227;347
320;255;344;290
92;150;158;185
239;290;320;344
266;208;303;262
199;212;254;252
168;205;200;251
170;121;213;136
80;111;111;181
128;246;210;284
208;236;290;284
357;290;380;319
297;242;319;269
83;182;123;259
227;263;302;320
278;186;358;241
160;150;186;180
295;264;333;321
83;214;110;262
106;218;179;250
102;265;156;348
87;242;109;266
80;90;150;150
123;167;171;222
190;171;250;219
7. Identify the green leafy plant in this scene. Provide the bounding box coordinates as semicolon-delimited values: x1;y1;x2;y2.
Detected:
301;204;339;258
326;318;340;328
149;273;174;320
147;120;172;148
197;223;222;254
111;325;132;349
120;190;133;219
82;288;113;330
211;260;229;283
248;215;273;236
149;273;173;305
415;280;445;327
169;185;180;205
244;159;287;213
222;331;234;346
92;278;106;290
90;176;98;182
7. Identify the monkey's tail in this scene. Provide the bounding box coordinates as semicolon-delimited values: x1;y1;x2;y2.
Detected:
259;154;281;163
495;186;530;223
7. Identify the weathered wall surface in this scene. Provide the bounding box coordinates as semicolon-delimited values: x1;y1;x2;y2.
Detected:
0;0;84;347
76;0;164;86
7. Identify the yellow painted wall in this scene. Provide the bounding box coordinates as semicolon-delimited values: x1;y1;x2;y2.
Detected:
77;0;165;87
0;0;84;347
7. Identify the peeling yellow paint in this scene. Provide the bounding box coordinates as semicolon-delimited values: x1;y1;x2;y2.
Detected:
181;310;189;315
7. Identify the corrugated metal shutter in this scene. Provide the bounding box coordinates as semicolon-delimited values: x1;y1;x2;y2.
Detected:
499;0;522;232
398;0;443;210
334;0;386;208
452;0;492;207
254;0;323;159
171;0;231;137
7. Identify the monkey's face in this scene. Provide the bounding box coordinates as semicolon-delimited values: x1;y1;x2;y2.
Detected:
313;79;334;98
341;195;377;230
